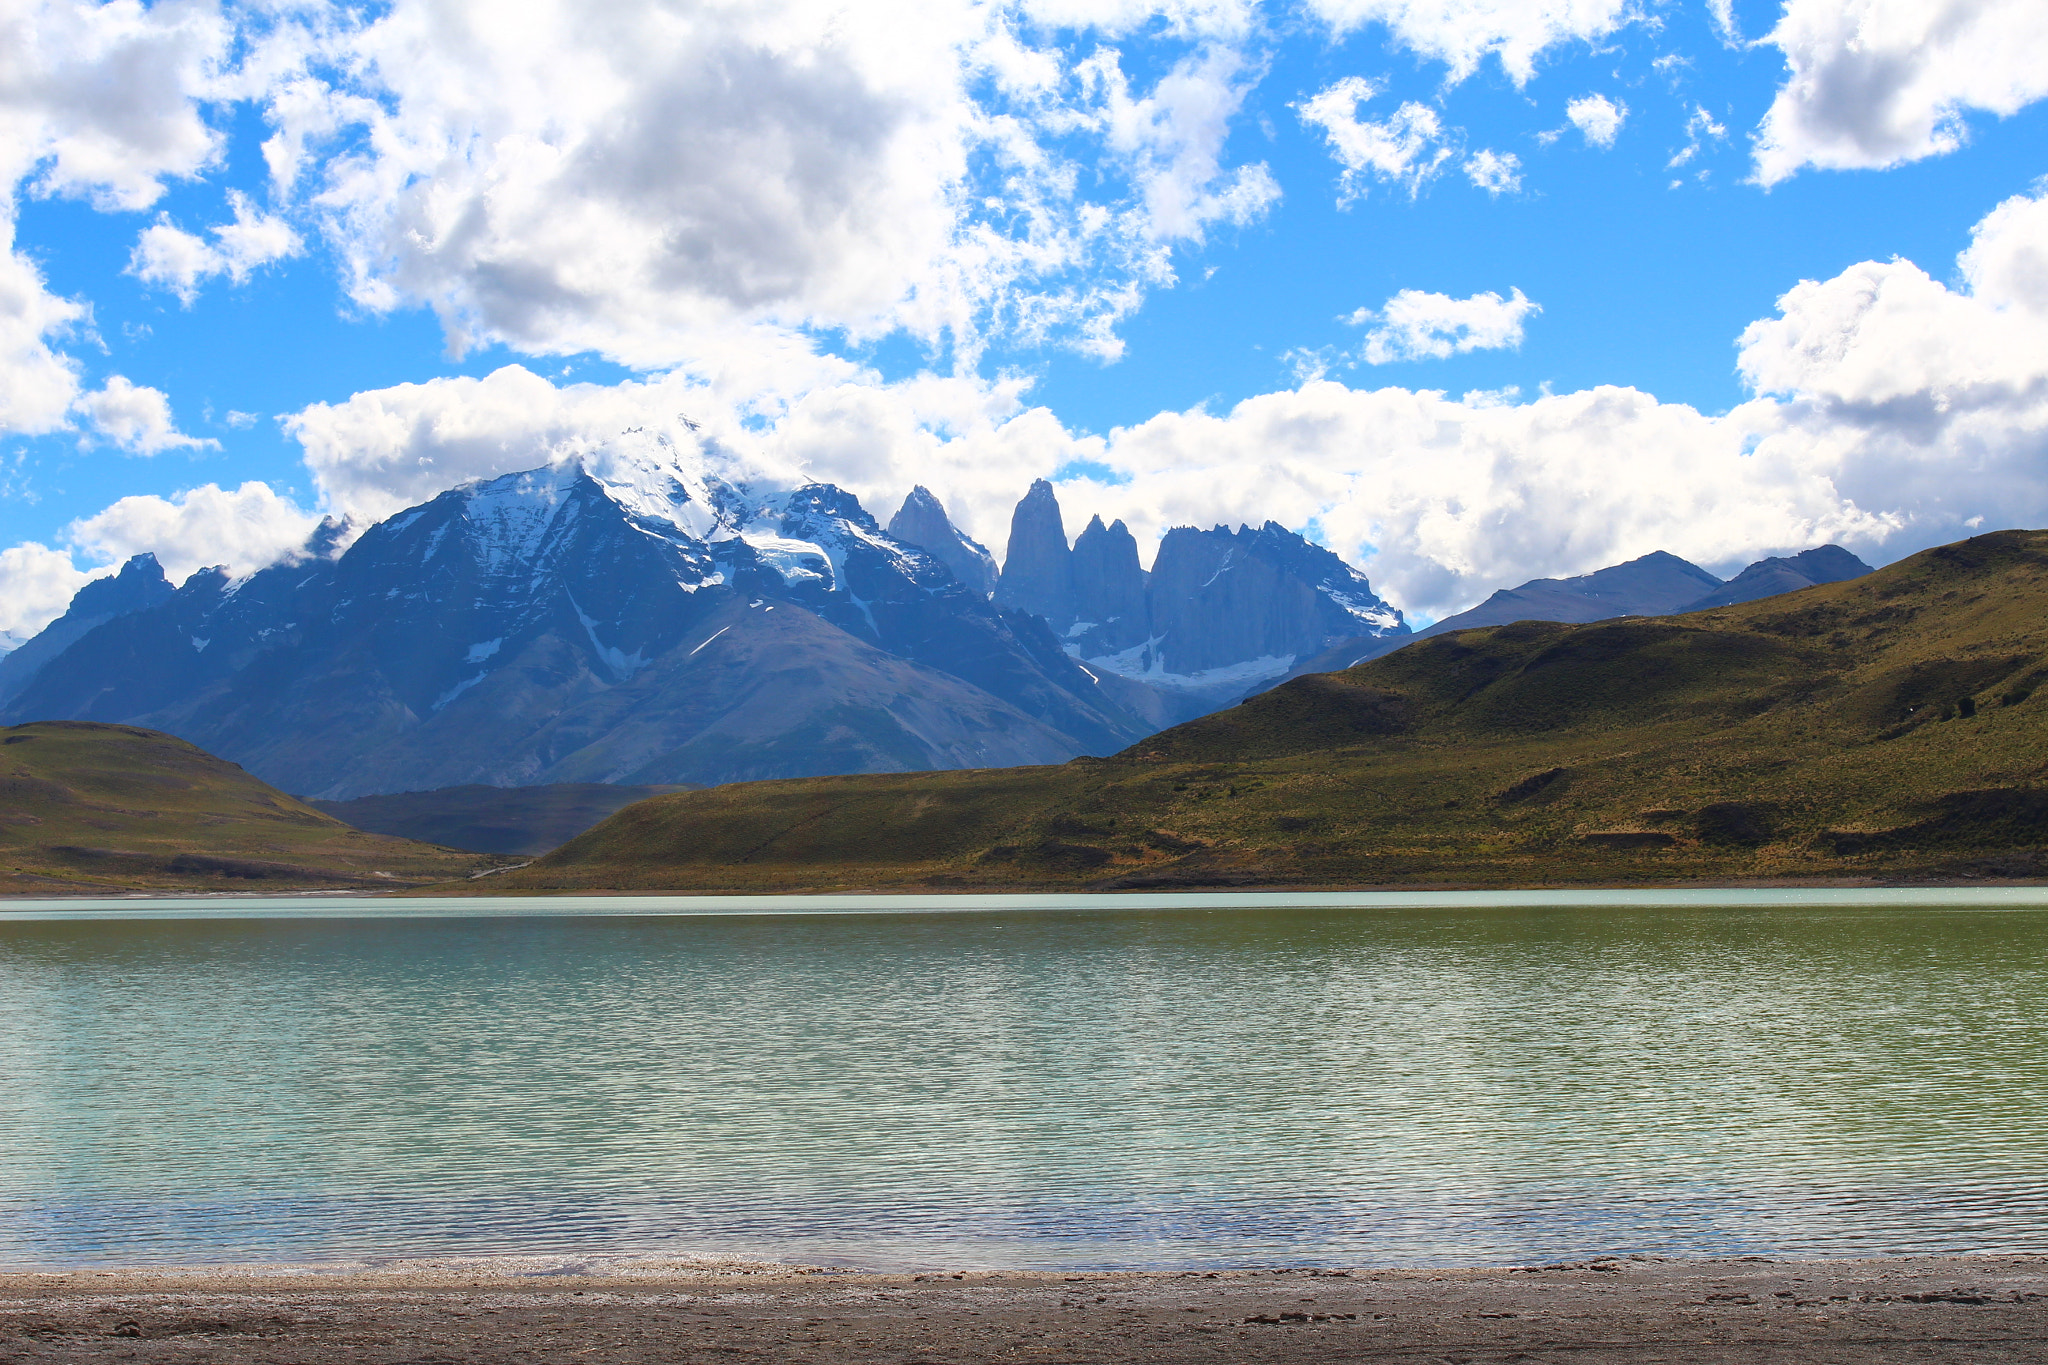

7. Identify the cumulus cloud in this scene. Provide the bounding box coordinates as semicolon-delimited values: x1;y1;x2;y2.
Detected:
0;218;87;438
1300;0;1640;84
66;481;321;584
1755;0;2048;185
73;375;212;455
0;0;232;442
1462;149;1522;194
1296;77;1455;201
258;0;1276;371
129;191;303;302
0;0;228;212
1566;93;1626;148
0;542;93;637
279;358;1043;547
1348;288;1541;363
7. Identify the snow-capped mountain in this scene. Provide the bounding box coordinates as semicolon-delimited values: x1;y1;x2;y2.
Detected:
4;435;1147;798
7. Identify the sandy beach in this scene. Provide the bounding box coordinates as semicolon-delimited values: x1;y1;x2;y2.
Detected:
4;1254;2045;1363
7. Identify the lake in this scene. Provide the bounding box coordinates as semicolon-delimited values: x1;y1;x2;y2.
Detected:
2;889;2045;1271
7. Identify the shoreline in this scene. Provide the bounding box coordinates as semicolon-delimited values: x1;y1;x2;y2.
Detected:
6;1253;2045;1362
4;881;2047;918
3;873;2048;904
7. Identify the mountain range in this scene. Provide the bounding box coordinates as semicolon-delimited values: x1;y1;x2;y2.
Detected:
0;432;1874;804
0;439;1402;799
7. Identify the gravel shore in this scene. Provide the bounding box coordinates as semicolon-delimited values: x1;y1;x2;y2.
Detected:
4;1254;2046;1363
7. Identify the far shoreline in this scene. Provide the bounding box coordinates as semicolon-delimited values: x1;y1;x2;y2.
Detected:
2;880;2046;917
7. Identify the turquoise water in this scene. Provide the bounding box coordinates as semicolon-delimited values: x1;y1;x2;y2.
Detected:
2;890;2045;1270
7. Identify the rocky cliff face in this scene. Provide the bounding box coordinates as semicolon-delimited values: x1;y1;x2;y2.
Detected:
1068;515;1148;655
986;483;1408;713
4;439;1149;798
886;485;998;596
994;478;1078;626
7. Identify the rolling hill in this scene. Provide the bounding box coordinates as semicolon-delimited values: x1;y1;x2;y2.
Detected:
468;529;2048;894
0;722;492;894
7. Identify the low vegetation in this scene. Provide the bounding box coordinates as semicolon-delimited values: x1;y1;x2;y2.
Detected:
0;722;491;894
471;529;2048;893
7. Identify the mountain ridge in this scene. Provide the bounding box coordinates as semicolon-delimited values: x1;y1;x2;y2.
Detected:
3;443;1151;798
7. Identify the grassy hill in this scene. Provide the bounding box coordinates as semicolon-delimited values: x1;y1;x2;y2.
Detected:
459;530;2048;894
0;722;492;894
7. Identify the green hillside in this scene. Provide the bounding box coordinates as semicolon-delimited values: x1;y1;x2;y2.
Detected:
463;529;2048;894
0;722;491;894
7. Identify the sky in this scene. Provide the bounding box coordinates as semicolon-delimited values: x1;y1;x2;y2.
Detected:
3;0;2047;636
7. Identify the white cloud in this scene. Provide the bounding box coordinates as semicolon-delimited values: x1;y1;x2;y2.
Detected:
1705;0;1740;44
260;0;1276;372
1566;93;1626;148
1296;78;1455;201
1755;0;2048;185
0;542;92;637
0;0;233;443
1350;288;1541;363
0;0;228;213
1299;0;1640;84
1462;149;1522;194
72;375;212;455
66;481;321;584
129;190;303;302
1668;104;1728;173
0;217;87;439
282;364;797;525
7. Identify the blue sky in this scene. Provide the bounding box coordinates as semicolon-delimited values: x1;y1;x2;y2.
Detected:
4;0;2047;632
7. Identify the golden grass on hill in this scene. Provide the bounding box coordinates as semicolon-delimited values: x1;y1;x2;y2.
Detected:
0;721;490;895
462;529;2048;894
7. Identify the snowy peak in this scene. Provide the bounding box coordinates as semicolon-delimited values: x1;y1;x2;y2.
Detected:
888;486;998;596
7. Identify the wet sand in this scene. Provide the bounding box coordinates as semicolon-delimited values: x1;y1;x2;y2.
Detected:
5;1254;2046;1363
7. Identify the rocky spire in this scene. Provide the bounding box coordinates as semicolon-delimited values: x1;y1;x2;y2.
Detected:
993;478;1075;627
1069;514;1148;652
886;486;997;596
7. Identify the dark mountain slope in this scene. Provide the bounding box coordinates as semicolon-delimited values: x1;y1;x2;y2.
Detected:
311;783;688;855
0;722;486;893
1419;550;1724;634
0;554;174;704
1682;545;1872;610
477;529;2048;893
1273;544;1870;684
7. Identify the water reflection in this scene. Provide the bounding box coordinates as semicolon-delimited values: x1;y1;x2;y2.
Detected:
1;901;2044;1268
